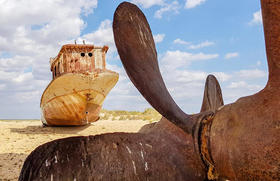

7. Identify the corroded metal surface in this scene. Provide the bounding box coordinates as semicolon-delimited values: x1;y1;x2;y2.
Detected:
197;74;223;180
113;2;195;134
19;118;206;181
209;1;280;180
20;0;280;180
50;44;108;78
41;71;118;126
41;44;118;126
19;3;211;180
200;75;224;113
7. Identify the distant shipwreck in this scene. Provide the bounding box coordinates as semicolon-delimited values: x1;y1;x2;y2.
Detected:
40;43;119;126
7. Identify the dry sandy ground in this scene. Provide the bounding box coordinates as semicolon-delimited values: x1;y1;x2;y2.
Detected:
0;119;150;181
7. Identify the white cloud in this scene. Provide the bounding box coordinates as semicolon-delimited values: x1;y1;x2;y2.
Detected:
131;0;181;19
227;81;262;91
188;41;214;49
103;63;149;111
173;38;190;45
220;68;267;103
228;81;248;89
249;9;262;25
211;72;231;82
153;34;165;43
154;1;180;19
236;69;266;79
185;0;206;9
160;57;267;113
0;0;99;119
0;0;97;52
59;19;117;62
176;71;207;83
107;49;224;114
131;0;164;8
108;53;266;114
173;39;214;49
157;50;235;114
161;50;219;70
225;52;239;59
0;56;33;72
80;20;115;52
0;0;153;117
12;72;33;83
0;0;269;119
0;84;6;90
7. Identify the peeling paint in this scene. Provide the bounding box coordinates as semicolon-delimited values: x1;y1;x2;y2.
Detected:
45;160;49;167
126;146;132;154
145;162;148;171
145;144;152;149
54;155;58;163
132;160;137;175
50;45;108;78
140;150;144;160
40;43;118;126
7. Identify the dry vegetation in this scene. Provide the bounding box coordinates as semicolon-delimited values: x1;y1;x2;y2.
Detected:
99;108;161;123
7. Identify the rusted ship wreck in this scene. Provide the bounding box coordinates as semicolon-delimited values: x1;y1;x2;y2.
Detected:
40;43;118;126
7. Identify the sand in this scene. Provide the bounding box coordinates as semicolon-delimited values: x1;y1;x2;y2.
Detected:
0;119;150;180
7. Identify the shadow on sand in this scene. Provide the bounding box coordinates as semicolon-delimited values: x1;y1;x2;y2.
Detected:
10;124;92;135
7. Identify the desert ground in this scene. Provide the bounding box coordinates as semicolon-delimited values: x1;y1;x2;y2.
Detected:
0;119;152;180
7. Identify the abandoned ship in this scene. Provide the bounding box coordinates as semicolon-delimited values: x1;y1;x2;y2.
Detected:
40;43;119;126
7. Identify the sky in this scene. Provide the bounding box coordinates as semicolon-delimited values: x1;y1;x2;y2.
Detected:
0;0;267;119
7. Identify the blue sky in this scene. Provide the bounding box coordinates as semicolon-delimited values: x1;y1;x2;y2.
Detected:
0;0;268;119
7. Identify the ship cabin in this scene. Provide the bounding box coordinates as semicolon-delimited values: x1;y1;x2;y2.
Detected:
50;44;109;79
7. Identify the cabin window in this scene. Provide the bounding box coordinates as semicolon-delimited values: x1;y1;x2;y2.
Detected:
63;54;67;72
88;52;92;57
58;62;60;74
81;53;85;57
54;66;57;77
70;60;74;72
75;59;80;70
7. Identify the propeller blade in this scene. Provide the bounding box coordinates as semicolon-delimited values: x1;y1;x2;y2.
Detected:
113;2;195;133
200;75;224;112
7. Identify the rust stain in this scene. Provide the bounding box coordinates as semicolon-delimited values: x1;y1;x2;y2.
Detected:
199;114;218;180
41;43;119;126
50;44;108;79
21;1;280;180
44;89;105;105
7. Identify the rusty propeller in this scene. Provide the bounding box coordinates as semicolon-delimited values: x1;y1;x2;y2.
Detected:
113;1;280;180
19;0;280;180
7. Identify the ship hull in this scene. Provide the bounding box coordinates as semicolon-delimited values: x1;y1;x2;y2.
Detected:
40;71;118;126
